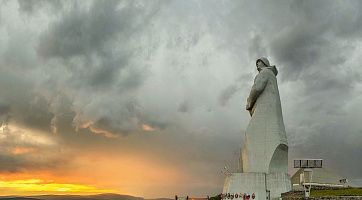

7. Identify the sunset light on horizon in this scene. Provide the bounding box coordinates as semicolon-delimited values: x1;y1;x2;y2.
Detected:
0;179;116;196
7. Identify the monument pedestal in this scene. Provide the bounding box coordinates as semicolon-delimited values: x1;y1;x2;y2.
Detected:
223;172;291;200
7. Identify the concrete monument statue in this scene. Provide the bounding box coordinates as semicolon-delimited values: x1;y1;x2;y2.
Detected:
242;57;288;173
223;57;291;200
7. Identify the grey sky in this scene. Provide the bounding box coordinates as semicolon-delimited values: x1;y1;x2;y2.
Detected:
0;0;361;197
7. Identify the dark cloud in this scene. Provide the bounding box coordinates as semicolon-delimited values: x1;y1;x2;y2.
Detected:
218;84;239;106
290;1;362;39
268;1;360;83
38;1;121;59
291;126;362;179
0;153;32;173
178;101;190;113
248;35;267;61
32;1;168;136
0;101;10;116
37;0;164;59
37;0;165;91
0;152;66;173
0;68;53;132
0;124;69;173
271;26;327;79
17;0;63;15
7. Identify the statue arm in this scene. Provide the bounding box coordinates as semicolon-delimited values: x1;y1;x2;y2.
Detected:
246;70;268;111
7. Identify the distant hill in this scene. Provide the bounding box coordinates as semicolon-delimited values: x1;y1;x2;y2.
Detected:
0;194;172;200
147;198;174;200
0;198;42;200
29;193;143;200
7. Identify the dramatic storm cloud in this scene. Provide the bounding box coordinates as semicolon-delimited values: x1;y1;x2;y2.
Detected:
0;0;361;197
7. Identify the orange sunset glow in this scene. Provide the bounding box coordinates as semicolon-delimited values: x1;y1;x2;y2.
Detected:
0;151;185;196
0;122;188;197
0;179;115;195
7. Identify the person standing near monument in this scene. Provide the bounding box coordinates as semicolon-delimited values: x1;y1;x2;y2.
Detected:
242;57;288;173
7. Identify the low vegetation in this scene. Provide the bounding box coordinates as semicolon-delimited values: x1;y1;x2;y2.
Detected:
311;188;362;197
209;194;221;200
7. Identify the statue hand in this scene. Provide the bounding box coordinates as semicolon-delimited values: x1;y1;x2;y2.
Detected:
246;99;252;110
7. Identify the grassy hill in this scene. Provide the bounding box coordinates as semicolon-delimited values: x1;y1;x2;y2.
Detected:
311;188;362;197
283;187;362;198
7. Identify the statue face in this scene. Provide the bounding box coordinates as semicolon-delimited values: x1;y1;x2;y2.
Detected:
256;60;265;71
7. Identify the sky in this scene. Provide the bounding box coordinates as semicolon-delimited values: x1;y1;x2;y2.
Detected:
0;0;362;198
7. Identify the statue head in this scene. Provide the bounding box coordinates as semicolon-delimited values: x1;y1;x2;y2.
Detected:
256;57;270;71
256;57;278;76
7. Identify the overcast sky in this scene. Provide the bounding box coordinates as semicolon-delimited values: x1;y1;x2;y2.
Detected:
0;0;362;198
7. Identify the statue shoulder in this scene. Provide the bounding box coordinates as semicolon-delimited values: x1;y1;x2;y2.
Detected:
254;69;270;81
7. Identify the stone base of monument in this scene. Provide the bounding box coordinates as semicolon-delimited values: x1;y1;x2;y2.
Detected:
223;172;291;200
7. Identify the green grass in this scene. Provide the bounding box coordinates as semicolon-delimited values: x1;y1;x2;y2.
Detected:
209;194;221;200
311;188;362;197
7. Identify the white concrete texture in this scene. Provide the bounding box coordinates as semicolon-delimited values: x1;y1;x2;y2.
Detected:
223;173;291;200
223;58;291;200
266;173;291;198
223;173;267;200
243;57;288;173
